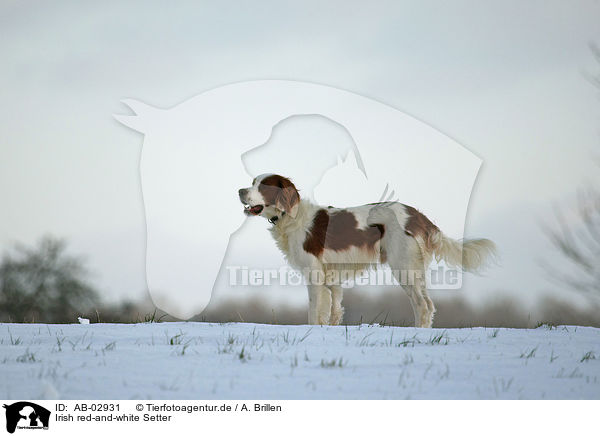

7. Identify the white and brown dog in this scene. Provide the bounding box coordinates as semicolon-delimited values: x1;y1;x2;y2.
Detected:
239;174;496;327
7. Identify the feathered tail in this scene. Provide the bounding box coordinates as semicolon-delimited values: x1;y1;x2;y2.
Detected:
428;232;497;272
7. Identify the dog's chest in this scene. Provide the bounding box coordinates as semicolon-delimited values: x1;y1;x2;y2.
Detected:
269;225;291;257
269;223;307;265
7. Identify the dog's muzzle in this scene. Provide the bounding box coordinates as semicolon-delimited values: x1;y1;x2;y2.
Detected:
239;188;264;216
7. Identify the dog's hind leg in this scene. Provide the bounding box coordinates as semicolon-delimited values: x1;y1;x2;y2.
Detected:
389;263;432;327
382;229;434;328
389;262;432;328
421;286;435;324
402;280;433;328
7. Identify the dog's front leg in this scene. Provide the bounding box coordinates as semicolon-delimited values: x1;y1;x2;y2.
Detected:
307;284;331;325
328;284;344;326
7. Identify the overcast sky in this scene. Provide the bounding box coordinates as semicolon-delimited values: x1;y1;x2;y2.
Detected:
1;1;600;312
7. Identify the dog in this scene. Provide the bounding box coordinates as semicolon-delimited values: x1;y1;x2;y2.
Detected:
238;174;496;327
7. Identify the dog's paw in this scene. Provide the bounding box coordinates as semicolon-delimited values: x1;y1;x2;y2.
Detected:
330;308;344;326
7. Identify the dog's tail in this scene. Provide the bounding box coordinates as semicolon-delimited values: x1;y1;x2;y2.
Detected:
367;204;497;272
427;231;497;272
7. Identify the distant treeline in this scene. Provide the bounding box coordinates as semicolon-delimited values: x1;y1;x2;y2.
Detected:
74;291;600;328
197;291;600;328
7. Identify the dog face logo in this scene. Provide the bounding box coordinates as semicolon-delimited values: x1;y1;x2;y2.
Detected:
115;80;481;318
3;402;50;434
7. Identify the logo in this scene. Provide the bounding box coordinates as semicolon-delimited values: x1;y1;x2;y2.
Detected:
115;80;481;318
3;402;50;434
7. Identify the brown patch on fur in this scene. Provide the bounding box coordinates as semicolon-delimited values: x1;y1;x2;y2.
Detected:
303;209;330;256
258;175;300;215
404;205;439;251
303;209;385;257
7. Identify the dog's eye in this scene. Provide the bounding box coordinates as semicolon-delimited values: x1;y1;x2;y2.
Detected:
252;178;257;185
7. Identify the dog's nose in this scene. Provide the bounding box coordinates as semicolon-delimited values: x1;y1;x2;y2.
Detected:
238;188;248;199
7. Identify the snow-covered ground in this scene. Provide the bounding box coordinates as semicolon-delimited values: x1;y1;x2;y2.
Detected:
1;322;598;399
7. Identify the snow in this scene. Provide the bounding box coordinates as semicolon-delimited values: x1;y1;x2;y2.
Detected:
1;322;598;399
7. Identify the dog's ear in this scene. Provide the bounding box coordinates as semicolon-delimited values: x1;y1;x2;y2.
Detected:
276;180;300;218
259;175;301;218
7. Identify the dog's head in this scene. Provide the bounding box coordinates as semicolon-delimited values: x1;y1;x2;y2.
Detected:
238;174;300;220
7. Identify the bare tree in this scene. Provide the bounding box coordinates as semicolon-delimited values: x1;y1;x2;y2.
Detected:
0;236;99;323
543;43;600;301
544;188;600;299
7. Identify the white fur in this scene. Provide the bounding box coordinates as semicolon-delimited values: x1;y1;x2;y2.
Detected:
240;176;496;327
